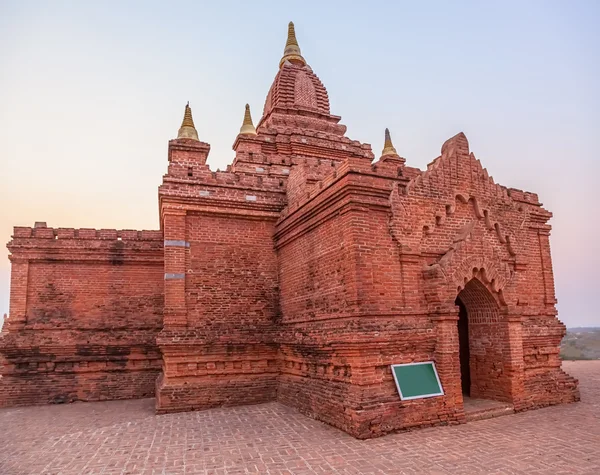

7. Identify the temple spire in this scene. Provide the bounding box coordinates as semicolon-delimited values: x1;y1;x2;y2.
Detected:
279;21;306;68
239;104;257;135
381;128;399;157
177;102;199;140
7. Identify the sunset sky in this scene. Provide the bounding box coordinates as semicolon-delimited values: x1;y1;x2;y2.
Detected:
0;0;598;327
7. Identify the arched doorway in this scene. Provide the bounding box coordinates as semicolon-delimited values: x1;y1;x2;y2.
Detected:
455;297;470;395
455;278;511;402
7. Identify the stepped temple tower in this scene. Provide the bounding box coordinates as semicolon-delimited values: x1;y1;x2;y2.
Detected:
0;22;579;438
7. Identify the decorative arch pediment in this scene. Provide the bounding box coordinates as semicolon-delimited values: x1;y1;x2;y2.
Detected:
423;193;519;257
389;184;522;260
422;227;514;309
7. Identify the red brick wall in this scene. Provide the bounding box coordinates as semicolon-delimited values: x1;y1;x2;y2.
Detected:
275;166;462;438
26;262;163;327
276;204;357;434
155;212;280;413
186;214;279;329
0;227;164;407
278;212;355;321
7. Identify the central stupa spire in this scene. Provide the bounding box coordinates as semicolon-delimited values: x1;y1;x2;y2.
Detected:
279;21;306;68
259;22;347;136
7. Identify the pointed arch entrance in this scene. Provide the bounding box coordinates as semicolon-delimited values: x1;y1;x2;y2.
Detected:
454;278;511;402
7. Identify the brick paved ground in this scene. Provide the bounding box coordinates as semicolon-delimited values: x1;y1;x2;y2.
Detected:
1;361;598;475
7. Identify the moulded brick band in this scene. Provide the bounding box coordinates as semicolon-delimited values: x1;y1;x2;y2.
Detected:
164;240;190;248
164;273;185;280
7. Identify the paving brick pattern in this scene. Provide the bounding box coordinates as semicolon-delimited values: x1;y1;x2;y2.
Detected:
1;361;598;475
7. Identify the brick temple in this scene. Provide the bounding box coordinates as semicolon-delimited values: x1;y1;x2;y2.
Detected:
0;23;579;438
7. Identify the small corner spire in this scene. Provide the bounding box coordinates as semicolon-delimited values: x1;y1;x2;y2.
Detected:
381;128;399;157
177;102;199;140
239;103;257;135
279;21;306;68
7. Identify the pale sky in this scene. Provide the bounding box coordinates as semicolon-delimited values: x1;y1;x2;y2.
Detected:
0;1;598;328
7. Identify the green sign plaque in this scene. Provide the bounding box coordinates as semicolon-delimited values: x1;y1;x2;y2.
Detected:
391;362;444;400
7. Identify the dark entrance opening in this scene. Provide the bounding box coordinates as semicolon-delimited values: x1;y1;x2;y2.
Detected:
455;296;470;396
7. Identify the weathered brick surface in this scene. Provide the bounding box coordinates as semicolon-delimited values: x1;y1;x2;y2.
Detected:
0;26;579;438
156;140;284;412
0;228;164;406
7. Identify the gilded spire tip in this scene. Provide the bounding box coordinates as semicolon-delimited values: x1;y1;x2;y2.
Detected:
286;22;299;48
177;102;199;140
280;21;306;68
381;128;398;157
239;103;257;135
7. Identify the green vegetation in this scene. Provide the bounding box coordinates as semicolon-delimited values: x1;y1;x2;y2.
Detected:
561;327;600;360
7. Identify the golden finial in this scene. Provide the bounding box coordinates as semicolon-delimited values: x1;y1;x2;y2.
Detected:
381;128;399;157
239;104;257;135
279;21;306;68
286;22;299;48
177;102;199;140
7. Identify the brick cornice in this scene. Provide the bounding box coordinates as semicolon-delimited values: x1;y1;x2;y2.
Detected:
275;171;400;248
